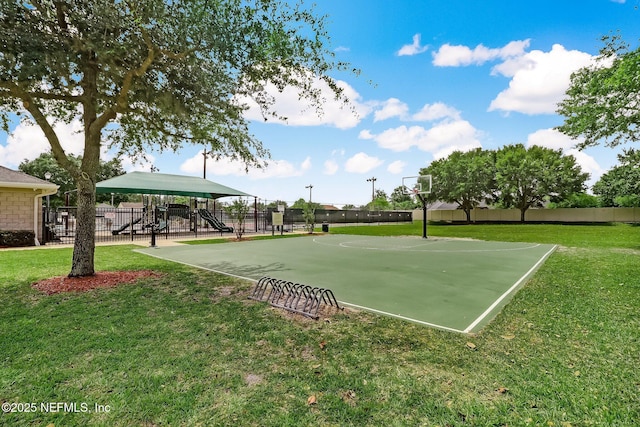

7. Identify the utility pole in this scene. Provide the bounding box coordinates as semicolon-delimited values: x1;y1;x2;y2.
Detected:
366;177;377;201
202;149;208;179
305;184;313;203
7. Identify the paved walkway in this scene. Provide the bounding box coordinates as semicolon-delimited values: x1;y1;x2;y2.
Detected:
0;229;307;251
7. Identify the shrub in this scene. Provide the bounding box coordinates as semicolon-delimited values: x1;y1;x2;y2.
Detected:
0;230;35;247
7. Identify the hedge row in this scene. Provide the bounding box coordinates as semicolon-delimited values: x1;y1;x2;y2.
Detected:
0;230;35;247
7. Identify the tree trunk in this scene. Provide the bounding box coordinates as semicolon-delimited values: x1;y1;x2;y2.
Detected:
69;176;96;277
520;208;526;223
464;208;471;224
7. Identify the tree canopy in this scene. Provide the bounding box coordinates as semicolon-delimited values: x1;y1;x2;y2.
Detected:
0;0;351;276
556;35;640;149
418;145;589;222
389;186;416;210
420;148;495;223
493;144;588;222
592;148;640;207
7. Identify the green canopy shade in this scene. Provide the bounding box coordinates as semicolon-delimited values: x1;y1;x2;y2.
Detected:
96;171;251;199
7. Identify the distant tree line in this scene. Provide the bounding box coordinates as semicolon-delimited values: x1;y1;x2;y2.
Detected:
23;146;638;219
419;144;639;223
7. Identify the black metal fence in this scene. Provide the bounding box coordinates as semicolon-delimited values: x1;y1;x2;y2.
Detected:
41;206;413;245
263;208;413;231
41;206;255;245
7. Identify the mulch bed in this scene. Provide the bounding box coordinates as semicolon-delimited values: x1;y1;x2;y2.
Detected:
32;270;161;295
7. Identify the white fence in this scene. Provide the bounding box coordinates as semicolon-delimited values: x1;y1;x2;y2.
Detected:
415;207;640;223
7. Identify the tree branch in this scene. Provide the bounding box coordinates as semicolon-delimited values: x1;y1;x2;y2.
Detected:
5;83;80;178
9;87;83;103
90;29;158;134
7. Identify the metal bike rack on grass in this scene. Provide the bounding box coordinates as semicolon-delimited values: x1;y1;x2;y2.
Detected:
249;276;341;319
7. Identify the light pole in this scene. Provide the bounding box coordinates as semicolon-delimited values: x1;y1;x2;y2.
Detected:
44;172;51;213
44;172;51;242
202;149;208;179
366;177;377;201
305;184;313;203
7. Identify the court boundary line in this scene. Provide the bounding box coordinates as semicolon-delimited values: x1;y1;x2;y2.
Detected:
339;302;466;334
463;244;558;333
312;236;542;253
135;247;467;333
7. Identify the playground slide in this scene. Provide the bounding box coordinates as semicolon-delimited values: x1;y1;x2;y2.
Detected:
198;209;234;232
111;216;144;235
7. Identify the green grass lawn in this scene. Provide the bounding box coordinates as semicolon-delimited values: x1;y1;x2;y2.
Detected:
1;223;638;426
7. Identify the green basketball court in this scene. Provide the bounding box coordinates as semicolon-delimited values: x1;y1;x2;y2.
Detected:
136;235;556;333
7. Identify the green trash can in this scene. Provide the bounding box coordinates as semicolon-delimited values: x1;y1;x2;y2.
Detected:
322;222;329;232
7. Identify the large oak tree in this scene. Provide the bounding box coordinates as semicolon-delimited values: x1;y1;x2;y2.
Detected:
493;144;588;222
420;148;495;223
0;0;351;276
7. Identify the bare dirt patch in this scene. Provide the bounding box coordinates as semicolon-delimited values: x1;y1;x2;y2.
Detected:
32;270;161;295
244;373;264;387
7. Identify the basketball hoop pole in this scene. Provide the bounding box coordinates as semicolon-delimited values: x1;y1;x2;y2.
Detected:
402;175;431;239
417;193;428;239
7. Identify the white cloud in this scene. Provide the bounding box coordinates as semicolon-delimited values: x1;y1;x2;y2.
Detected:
180;151;310;180
374;98;409;122
344;152;383;174
489;44;595;114
568;148;604;181
369;120;481;156
0;119;85;167
121;155;157;173
0;116;162;174
432;40;598;115
387;160;406;174
300;156;312;172
238;77;371;129
412;102;461;121
525;128;603;182
526;128;576;151
323;159;339;175
432;40;530;66
397;34;428;56
251;157;309;179
358;129;375;140
372;99;461;123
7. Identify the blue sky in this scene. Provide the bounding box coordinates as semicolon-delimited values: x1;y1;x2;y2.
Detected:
2;0;640;206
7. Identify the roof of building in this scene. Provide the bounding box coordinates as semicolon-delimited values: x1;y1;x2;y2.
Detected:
320;204;340;210
0;165;58;192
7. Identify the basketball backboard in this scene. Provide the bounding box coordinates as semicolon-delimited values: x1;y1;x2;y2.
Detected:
402;175;432;196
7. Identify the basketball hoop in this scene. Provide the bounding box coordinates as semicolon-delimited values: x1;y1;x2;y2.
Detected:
402;174;433;239
401;175;432;196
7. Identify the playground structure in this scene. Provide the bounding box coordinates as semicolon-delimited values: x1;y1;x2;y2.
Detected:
42;203;236;244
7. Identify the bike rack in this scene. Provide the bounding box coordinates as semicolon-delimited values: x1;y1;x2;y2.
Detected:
249;276;342;319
